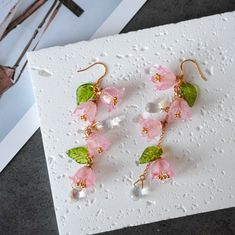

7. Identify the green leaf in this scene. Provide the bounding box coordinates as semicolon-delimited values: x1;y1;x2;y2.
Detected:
138;146;163;164
180;82;198;107
67;146;90;164
76;83;96;105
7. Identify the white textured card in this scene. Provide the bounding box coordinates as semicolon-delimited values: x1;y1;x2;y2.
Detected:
28;12;235;235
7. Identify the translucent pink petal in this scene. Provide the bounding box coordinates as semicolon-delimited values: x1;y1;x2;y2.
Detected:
87;133;111;157
100;87;125;112
149;158;175;181
167;97;192;123
149;65;176;91
73;101;97;123
70;166;95;189
138;116;162;141
179;98;192;121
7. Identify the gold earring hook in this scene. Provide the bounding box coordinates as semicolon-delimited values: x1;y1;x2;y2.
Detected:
180;59;207;81
77;62;108;87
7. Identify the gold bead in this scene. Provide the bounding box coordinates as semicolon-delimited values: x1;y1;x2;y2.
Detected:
97;147;103;154
80;114;87;121
113;96;118;106
154;73;161;81
175;111;181;118
142;127;148;134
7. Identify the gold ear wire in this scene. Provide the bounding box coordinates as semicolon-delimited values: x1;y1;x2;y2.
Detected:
180;59;207;81
77;62;108;87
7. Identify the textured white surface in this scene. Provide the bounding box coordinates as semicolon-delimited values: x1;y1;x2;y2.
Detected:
28;12;235;235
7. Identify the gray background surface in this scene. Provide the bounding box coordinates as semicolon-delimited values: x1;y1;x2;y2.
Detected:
1;0;235;234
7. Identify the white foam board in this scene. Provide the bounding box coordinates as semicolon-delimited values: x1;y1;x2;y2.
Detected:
28;12;235;235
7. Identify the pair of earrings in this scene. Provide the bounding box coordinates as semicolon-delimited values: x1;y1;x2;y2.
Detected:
67;59;206;201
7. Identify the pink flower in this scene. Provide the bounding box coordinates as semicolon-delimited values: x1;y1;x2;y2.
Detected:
73;101;97;123
149;158;175;181
138;116;162;141
70;166;95;189
100;87;125;112
87;133;111;157
150;65;176;90
167;97;192;122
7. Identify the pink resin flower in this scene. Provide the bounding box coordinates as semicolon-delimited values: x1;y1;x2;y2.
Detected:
100;87;125;112
70;166;95;189
149;158;175;181
167;97;192;122
138;116;162;141
73;101;97;123
150;65;176;90
87;133;111;157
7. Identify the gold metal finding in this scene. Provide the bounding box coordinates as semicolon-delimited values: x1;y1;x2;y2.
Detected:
87;157;94;167
76;179;87;189
83;121;101;138
77;62;108;88
134;174;145;188
175;111;181;118
142;127;148;134
80;114;87;121
113;96;118;106
134;164;150;188
97;147;103;154
154;73;161;81
84;126;92;138
179;59;207;81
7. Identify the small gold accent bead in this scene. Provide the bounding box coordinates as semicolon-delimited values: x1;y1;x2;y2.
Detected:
113;97;118;106
142;127;148;134
80;114;87;121
97;147;103;154
162;107;170;112
175;111;181;118
84;127;92;137
76;180;87;188
158;173;170;181
154;73;161;81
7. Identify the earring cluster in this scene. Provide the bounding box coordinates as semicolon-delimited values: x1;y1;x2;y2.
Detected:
67;62;125;201
131;59;206;200
65;59;206;201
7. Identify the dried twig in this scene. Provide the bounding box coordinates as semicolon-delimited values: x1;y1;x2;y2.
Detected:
14;0;59;69
0;0;84;95
0;0;61;95
59;0;84;17
1;0;84;40
0;66;15;96
0;1;19;38
1;0;47;41
15;1;62;82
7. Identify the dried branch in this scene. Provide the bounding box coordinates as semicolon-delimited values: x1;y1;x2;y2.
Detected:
14;1;62;82
59;0;84;17
0;1;19;39
0;66;15;96
1;0;47;41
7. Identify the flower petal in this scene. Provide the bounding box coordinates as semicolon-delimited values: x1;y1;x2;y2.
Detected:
85;101;97;123
73;101;97;123
149;158;174;180
138;116;162;141
167;97;192;122
70;166;95;189
149;65;176;91
87;133;111;157
100;87;125;112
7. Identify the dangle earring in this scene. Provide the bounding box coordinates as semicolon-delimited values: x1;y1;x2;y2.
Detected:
131;59;206;200
66;62;125;201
